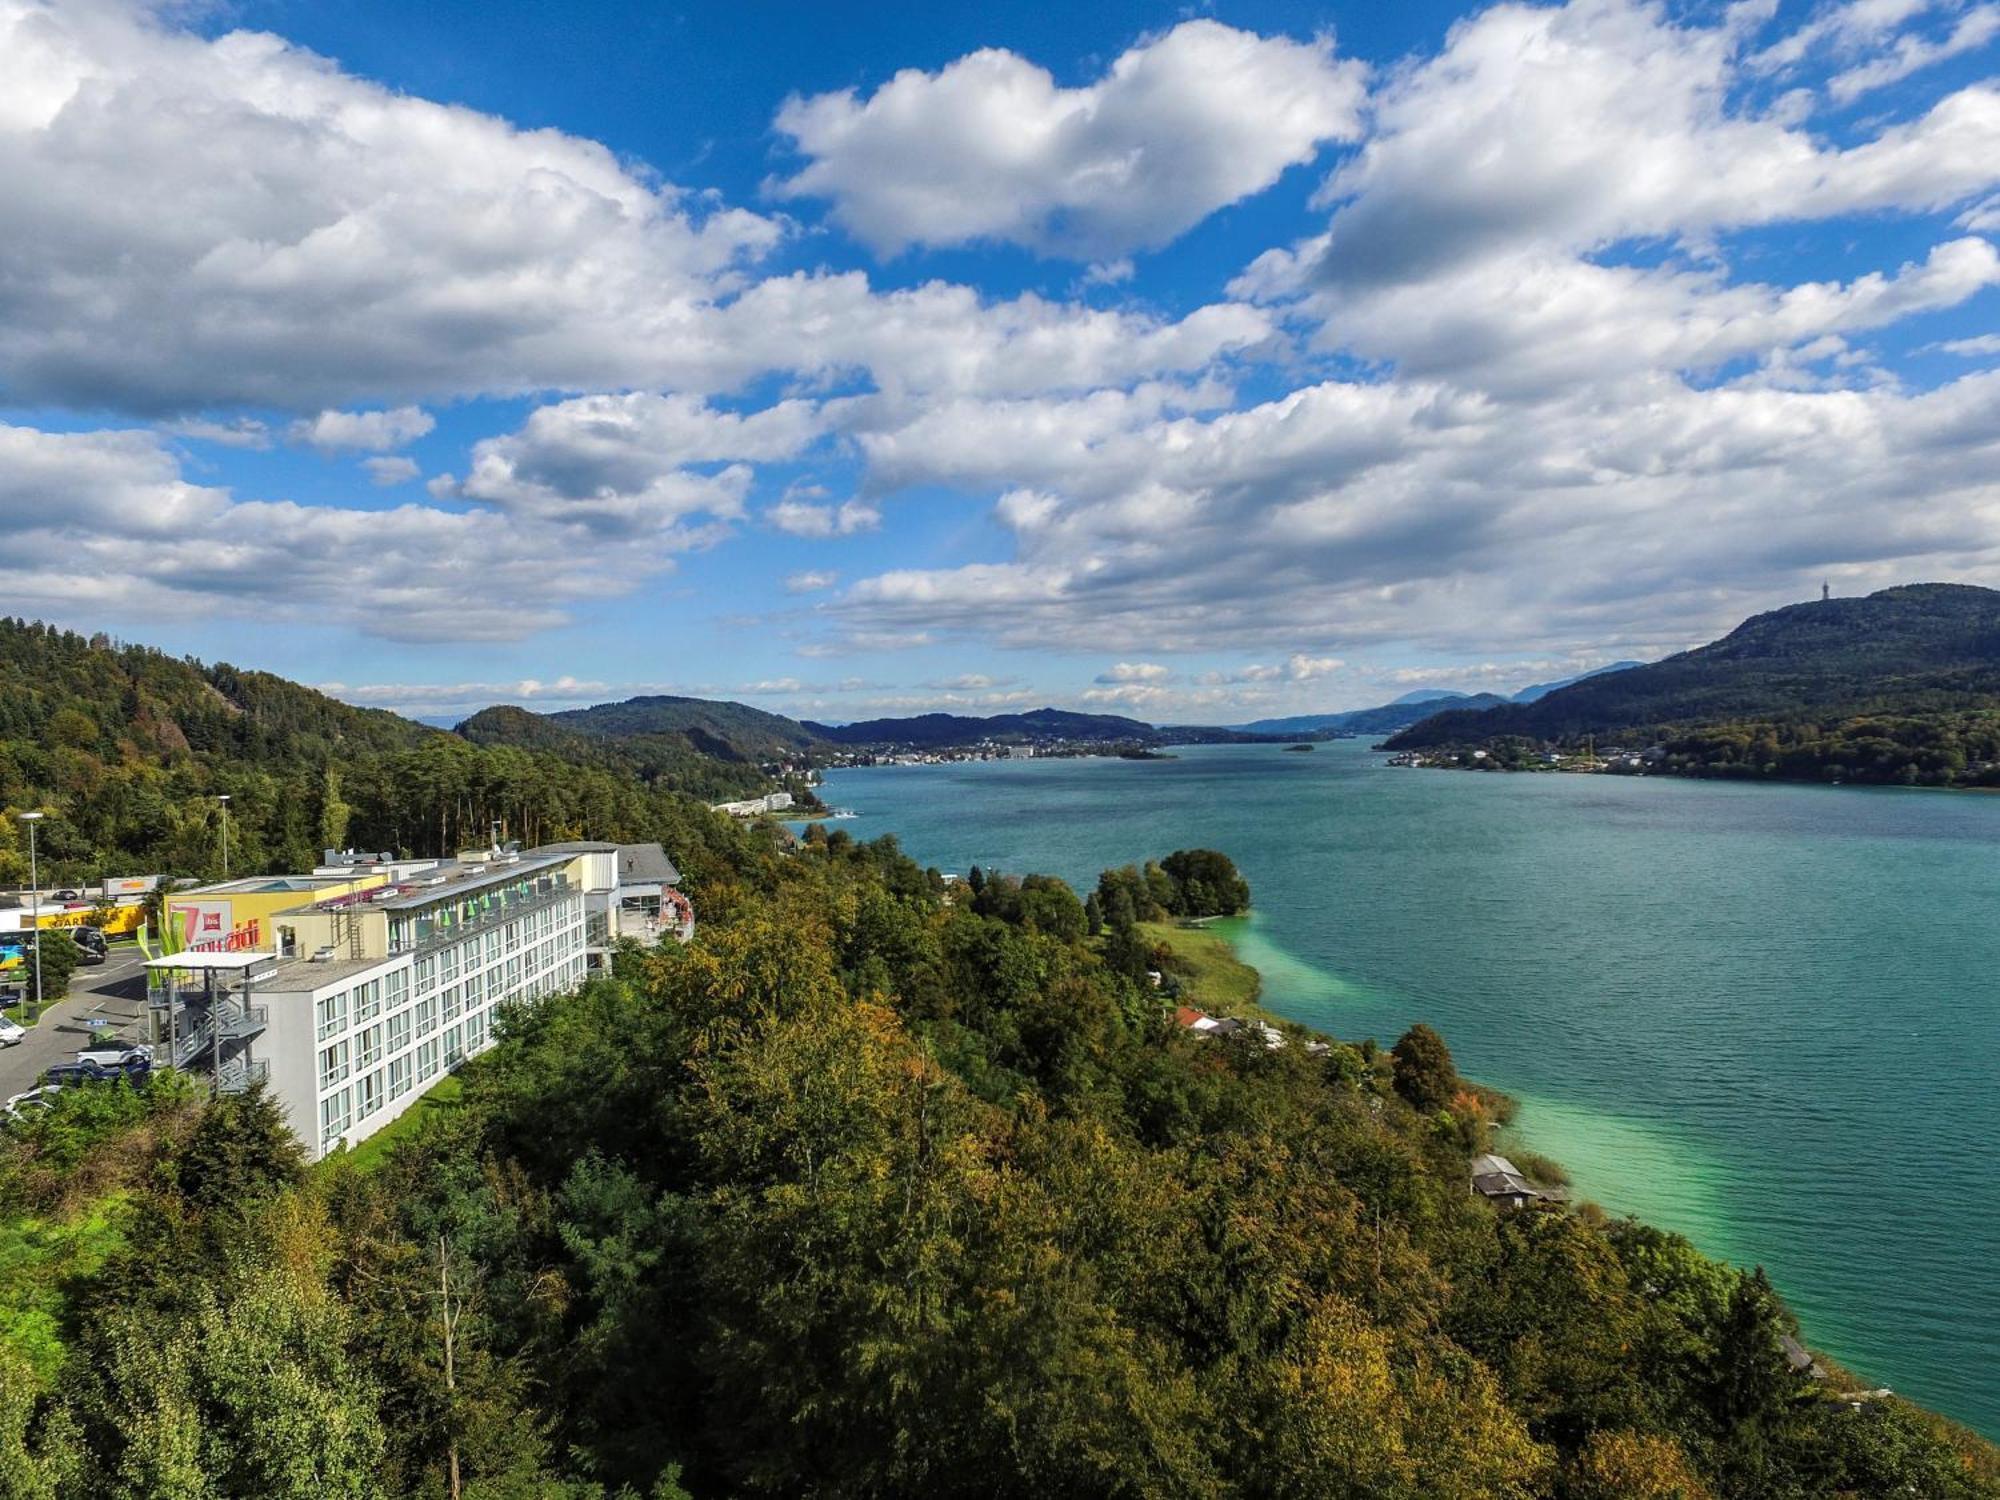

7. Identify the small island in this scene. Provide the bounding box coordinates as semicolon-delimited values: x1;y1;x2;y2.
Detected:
1282;742;1314;753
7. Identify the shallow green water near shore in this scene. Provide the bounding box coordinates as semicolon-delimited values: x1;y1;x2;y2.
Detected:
820;741;2000;1437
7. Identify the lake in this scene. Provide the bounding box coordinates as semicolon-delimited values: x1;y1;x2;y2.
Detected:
816;740;2000;1439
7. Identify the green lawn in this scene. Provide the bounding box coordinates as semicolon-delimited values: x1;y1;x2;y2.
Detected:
337;1073;465;1174
1137;920;1270;1017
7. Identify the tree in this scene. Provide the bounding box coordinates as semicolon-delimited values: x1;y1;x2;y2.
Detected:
28;929;80;1003
1160;849;1251;916
1390;1024;1458;1112
1567;1430;1711;1499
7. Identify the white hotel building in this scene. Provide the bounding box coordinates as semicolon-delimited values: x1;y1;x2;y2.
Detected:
151;841;683;1159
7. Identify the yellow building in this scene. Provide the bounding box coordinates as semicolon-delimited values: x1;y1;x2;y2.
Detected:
164;872;390;953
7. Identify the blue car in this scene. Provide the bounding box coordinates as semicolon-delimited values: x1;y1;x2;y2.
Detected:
43;1057;150;1087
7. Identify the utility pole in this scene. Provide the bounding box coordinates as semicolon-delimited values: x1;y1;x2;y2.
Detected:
216;794;231;881
18;813;44;1014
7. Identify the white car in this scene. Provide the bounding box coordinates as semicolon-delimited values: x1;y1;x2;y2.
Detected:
0;1018;24;1048
74;1039;151;1069
4;1084;61;1121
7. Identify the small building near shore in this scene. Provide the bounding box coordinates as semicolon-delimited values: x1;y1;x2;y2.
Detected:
1470;1153;1556;1210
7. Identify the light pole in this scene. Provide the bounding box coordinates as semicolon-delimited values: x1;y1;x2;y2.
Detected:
18;812;44;1014
216;795;231;881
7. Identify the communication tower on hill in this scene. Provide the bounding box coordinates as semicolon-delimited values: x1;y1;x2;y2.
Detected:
1822;581;1831;602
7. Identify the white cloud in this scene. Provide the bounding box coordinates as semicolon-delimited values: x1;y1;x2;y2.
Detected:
362;455;420;487
0;420;719;642
449;393;822;538
1299;0;2000;295
1094;661;1172;683
768;496;881;537
292;406;435;453
1829;5;2000;102
785;569;839;593
0;0;782;414
1938;333;2000;354
770;21;1364;259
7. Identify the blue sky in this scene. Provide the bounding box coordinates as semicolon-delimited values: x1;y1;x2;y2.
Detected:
3;0;1997;722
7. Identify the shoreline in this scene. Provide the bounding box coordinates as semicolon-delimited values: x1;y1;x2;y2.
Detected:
1190;913;2000;1460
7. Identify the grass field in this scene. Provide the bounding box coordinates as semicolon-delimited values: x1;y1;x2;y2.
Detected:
337;1073;464;1174
1136;920;1280;1019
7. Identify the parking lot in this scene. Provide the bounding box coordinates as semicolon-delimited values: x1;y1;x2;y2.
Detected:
0;944;153;1100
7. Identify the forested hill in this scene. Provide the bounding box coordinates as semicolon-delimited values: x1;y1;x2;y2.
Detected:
1388;584;2000;750
541;693;828;757
0;617;434;764
456;695;817;804
0;621;771;884
807;705;1156;748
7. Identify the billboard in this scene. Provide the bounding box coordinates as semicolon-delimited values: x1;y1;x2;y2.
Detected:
102;875;159;896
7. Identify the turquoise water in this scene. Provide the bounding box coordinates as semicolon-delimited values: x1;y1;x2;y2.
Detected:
819;741;2000;1438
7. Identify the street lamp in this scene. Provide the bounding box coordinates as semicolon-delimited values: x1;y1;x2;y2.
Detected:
17;812;44;1013
216;795;231;881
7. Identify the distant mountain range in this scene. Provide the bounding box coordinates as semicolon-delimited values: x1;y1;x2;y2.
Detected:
1230;662;1645;738
806;707;1156;749
1387;585;2000;748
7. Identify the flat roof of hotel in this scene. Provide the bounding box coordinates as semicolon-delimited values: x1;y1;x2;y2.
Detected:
297;851;574;914
176;875;362;896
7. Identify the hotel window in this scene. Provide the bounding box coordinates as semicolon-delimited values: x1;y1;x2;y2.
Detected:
505;920;520;953
466;1009;487;1051
388;1054;413;1098
417;1037;440;1080
505;956;522;993
386;968;409;1007
444;1023;465;1068
484;932;501;964
315;991;347;1042
355;978;382;1023
356;1069;384;1119
415;955;437;991
357;1024;383;1069
387;1010;411;1054
319;1088;351;1150
441;984;461;1023
439;945;459;983
416;995;438;1033
319;1039;350;1090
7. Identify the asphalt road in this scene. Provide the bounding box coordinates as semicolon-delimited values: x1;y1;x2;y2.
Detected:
0;945;152;1100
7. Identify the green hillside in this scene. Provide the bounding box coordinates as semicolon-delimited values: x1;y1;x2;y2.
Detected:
456;696;811;803
1386;585;2000;783
546;694;829;758
0;621;773;884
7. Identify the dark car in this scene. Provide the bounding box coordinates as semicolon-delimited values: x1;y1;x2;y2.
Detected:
70;928;108;964
44;1057;150;1086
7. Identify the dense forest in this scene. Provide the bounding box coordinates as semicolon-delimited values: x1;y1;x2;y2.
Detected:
2;817;1995;1496
1387;585;2000;784
0;620;775;885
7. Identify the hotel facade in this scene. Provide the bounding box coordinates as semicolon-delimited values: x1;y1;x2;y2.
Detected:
154;841;685;1159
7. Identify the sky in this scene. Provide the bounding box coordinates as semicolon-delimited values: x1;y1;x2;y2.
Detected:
3;0;1998;726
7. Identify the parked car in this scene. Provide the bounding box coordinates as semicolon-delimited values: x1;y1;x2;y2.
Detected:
0;1017;24;1048
44;1057;149;1086
74;1039;151;1070
52;889;81;902
3;1085;61;1122
72;926;107;955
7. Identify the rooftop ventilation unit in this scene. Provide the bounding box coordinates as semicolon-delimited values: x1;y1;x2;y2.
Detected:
309;946;336;963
